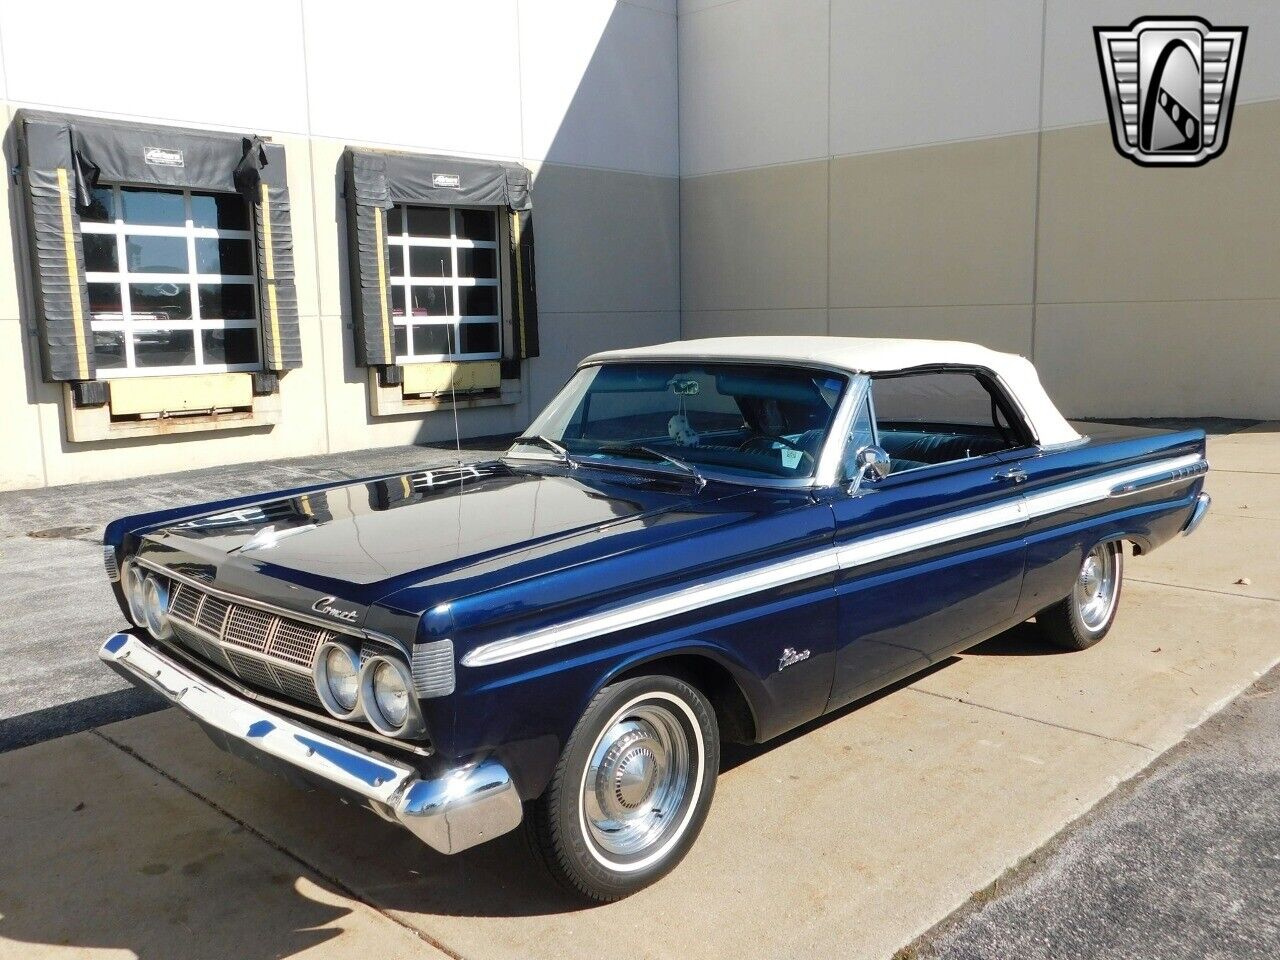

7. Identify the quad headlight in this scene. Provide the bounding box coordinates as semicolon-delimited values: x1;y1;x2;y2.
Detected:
141;574;173;640
359;655;424;738
312;641;362;720
122;563;148;628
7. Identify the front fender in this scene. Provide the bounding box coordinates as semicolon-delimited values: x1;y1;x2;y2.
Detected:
446;565;838;801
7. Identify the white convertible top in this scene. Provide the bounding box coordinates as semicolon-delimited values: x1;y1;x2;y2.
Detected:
584;336;1080;446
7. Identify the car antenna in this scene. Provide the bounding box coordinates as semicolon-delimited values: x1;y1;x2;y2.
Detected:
445;244;462;466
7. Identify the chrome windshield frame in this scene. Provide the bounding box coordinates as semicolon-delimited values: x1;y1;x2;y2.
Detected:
502;360;867;491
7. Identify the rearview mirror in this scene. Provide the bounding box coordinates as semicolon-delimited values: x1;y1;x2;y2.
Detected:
846;445;891;494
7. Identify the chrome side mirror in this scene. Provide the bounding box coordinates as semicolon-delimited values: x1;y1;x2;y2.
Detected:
846;445;891;494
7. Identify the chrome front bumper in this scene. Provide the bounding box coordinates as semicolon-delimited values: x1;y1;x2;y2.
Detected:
99;632;521;855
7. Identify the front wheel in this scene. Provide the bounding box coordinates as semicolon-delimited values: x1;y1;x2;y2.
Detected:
1037;540;1125;651
525;674;719;902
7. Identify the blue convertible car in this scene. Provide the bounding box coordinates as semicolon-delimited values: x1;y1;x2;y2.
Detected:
100;336;1210;901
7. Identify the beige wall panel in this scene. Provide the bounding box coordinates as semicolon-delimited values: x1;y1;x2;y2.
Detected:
1036;300;1280;420
317;314;530;455
829;304;1033;356
1;320;47;490
307;137;348;320
829;0;1044;156
678;0;829;176
681;161;829;313
1037;101;1280;305
683;308;828;340
533;164;680;313
35;316;330;488
829;134;1038;309
527;310;680;413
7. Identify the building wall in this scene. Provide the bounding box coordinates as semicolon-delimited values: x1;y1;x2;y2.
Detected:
0;0;680;490
678;0;1280;420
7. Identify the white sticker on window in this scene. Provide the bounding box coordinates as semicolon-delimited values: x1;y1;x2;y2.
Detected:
432;173;461;188
144;147;184;168
780;448;803;469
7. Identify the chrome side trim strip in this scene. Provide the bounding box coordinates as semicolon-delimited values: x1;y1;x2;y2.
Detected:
1110;458;1209;497
463;453;1207;668
463;549;840;668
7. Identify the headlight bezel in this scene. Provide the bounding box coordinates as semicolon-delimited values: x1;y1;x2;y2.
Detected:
312;641;364;720
122;562;148;628
141;573;173;640
359;654;425;738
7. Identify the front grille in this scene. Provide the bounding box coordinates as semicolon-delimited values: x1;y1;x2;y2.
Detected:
226;649;278;689
197;595;231;635
276;669;325;709
171;584;202;622
166;581;339;707
269;618;322;667
224;605;274;652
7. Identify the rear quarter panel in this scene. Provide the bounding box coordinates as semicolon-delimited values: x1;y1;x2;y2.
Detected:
1006;426;1207;619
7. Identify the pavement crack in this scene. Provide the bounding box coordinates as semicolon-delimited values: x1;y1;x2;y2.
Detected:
907;687;1156;753
90;727;469;960
1130;577;1277;603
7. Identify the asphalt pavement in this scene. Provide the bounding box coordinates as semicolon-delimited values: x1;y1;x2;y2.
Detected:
0;440;498;751
915;664;1280;960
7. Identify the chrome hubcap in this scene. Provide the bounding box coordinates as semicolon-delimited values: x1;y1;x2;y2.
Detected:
1075;544;1118;631
583;704;692;859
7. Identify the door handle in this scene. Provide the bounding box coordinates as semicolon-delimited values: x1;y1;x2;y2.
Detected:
994;467;1028;484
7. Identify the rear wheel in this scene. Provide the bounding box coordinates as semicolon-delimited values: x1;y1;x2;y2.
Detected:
1037;540;1124;651
525;674;719;902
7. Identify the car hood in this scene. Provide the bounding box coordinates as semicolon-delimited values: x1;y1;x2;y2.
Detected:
141;461;734;610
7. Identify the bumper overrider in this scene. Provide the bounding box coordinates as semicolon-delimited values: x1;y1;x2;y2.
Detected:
99;631;522;855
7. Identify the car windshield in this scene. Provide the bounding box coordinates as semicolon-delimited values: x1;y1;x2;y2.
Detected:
508;361;849;482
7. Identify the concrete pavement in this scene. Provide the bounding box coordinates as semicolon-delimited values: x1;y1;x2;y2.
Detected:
0;422;1276;958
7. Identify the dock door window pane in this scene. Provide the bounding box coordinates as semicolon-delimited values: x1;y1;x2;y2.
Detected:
385;204;502;363
81;185;261;377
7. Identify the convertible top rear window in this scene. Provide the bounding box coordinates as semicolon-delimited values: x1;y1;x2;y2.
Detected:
513;361;849;481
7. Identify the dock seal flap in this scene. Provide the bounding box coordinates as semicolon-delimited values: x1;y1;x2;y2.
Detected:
15;109;301;380
344;147;538;371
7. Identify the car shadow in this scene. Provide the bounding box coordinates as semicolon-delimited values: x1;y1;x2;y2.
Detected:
964;620;1070;657
720;657;960;774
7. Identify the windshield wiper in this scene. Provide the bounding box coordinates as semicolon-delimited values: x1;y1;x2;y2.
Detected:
512;434;575;467
597;444;706;489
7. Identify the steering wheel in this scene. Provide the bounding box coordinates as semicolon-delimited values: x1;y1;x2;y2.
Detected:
737;432;816;468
